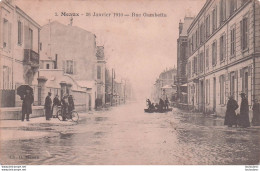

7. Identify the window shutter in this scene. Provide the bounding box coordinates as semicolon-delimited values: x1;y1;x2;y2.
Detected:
240;20;243;50
248;65;251;76
24;24;29;48
8;22;12;50
21;22;23;44
223;34;226;60
240;68;243;78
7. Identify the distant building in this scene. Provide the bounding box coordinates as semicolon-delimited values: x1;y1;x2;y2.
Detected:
152;68;177;103
96;46;106;107
35;21;98;111
0;0;41;108
186;0;260;116
176;17;194;104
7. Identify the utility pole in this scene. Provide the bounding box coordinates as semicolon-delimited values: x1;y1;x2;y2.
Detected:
111;68;114;106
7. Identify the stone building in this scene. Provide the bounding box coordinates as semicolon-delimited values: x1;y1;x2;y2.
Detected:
35;21;98;111
152;68;177;103
176;17;194;104
186;0;260;117
0;0;41;108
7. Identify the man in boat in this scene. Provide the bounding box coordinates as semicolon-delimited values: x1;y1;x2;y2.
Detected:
159;98;164;112
165;97;169;110
146;99;152;109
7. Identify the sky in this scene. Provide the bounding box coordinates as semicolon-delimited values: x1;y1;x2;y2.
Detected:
15;0;206;99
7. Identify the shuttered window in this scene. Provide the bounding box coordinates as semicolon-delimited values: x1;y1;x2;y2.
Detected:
63;60;77;75
220;33;226;62
240;17;248;51
18;21;23;45
230;27;236;56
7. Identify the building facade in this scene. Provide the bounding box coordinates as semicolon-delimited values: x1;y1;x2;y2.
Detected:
0;0;41;108
186;0;260;116
152;68;177;103
36;21;98;110
96;46;106;107
176;17;194;104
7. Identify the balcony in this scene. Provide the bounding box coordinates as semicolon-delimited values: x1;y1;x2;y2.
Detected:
24;49;39;67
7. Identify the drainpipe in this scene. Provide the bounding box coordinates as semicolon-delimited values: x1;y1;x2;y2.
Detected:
253;0;256;101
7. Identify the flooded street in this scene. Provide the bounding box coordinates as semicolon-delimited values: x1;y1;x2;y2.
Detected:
1;102;259;165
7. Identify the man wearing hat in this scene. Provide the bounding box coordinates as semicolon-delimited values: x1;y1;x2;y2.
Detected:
44;92;52;120
239;92;250;128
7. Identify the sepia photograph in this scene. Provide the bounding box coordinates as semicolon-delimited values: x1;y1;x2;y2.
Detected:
0;0;260;169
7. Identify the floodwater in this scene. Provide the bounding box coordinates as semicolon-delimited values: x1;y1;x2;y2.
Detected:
1;102;259;165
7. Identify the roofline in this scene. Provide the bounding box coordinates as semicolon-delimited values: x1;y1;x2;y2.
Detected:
15;6;41;29
187;0;211;34
42;20;94;36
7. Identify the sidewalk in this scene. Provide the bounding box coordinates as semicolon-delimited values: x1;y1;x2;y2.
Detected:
0;113;87;141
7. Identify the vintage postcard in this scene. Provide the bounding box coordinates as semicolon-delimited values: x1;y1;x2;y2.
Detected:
0;0;260;168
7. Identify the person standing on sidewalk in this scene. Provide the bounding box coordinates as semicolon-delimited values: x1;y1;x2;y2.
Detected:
224;95;239;127
239;93;250;128
52;94;60;118
252;99;260;126
21;90;34;121
44;92;52;120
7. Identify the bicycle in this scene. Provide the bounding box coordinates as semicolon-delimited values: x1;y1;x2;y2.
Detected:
56;109;79;122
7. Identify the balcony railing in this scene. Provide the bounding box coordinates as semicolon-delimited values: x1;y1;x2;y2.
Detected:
24;49;39;66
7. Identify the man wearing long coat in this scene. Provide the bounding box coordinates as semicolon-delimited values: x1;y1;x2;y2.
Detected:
252;99;260;126
21;90;34;121
239;93;250;128
224;95;239;127
44;92;52;120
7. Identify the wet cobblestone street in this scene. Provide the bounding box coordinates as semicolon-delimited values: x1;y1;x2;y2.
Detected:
1;102;259;165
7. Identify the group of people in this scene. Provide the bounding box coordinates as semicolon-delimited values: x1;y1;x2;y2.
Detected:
224;93;260;128
44;92;75;121
146;98;170;111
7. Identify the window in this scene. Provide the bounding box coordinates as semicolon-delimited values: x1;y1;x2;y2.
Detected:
97;65;101;79
18;21;23;45
220;34;226;62
220;0;226;24
206;15;210;38
29;28;33;49
199;52;204;73
212;41;217;66
195;30;198;49
46;64;50;69
2;66;11;89
3;19;11;49
63;60;76;74
40;43;42;51
194;56;197;74
206;47;209;68
188;61;191;78
192;34;195;52
200;23;204;44
241;67;250;97
230;0;237;16
219;75;225;104
230;72;236;97
240;17;248;51
230;27;236;56
212;7;217;32
206;79;210;104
